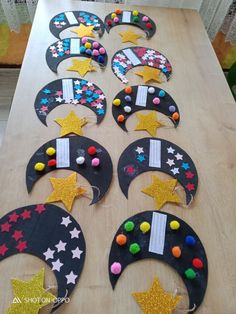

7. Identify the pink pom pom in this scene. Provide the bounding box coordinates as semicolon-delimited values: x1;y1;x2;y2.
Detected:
153;97;160;105
113;17;119;23
110;262;122;275
92;49;99;56
81;37;88;44
91;158;100;167
92;41;99;49
142;16;149;22
99;47;106;55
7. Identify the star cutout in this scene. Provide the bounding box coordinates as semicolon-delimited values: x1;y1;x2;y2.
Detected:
70;227;81;239
171;167;180;175
185;171;194;179
166;159;175;167
9;212;19;223
0;244;8;256
66;271;78;284
46;172;87;211
175;153;183;160
132;277;181;314
167;147;175;154
35;204;46;214
70;24;95;38
52;259;64;272
61;216;72;227
43;248;55;260
54;110;88;136
141;175;181;210
181;162;190;170
16;241;27;252
119;29;142;44
12;230;23;241
55;240;67;252
135;146;144;154
71;247;83;259
7;268;55;314
134;111;164;137
137;154;146;162
135;66;162;83
67;58;96;77
186;183;195;191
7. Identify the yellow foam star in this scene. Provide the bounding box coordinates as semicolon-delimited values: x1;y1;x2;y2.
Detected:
54;110;87;137
134;111;164;136
135;66;162;83
67;58;96;77
70;24;95;38
46;172;87;211
7;268;56;314
132;277;182;314
119;29;142;44
141;175;181;210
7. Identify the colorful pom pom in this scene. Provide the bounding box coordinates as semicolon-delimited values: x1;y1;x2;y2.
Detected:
169;105;176;113
92;41;99;49
98;55;105;64
124;86;132;94
116;234;127;246
148;87;155;94
192;258;203;269
46;147;56;156
80;46;86;54
113;98;121;106
117;115;125;123
172;112;179;120
172;246;181;258
153;97;160;105
125;95;132;102
88;146;97;155
91;158;100;167
146;22;153;29
129;243;141;255
140;221;150;233
84;42;91;49
47;159;56;167
159;90;166;97
107;19;112;26
169;220;180;230
185;268;196;280
114;17;119;23
81;37;88;44
124;221;135;232
34;162;45;171
76;156;85;165
185;235;196;247
99;47;106;55
85;48;92;55
111;13;117;19
133;16;139;23
133;10;139;16
124;106;132;113
115;9;121;15
92;49;99;56
110;262;122;275
142;16;149;22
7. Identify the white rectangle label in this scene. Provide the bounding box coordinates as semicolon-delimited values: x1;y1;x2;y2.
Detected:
149;139;161;168
122;11;131;23
135;86;148;107
70;38;80;54
123;48;141;66
65;12;78;25
56;138;70;168
62;79;74;101
149;212;167;255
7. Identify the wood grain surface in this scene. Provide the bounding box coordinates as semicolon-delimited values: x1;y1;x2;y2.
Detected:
0;1;235;313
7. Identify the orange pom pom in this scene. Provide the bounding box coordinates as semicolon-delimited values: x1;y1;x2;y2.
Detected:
115;9;121;14
117;115;125;122
116;234;127;246
172;112;179;120
124;86;132;94
172;246;181;258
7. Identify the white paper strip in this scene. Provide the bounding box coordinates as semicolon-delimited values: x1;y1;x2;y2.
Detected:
65;12;78;25
56;138;70;168
123;48;141;66
135;86;148;107
122;11;131;23
149;212;167;255
62;79;74;101
70;38;80;54
149;139;161;168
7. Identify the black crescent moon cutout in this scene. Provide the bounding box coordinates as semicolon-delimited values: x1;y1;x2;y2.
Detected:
49;11;105;39
0;204;85;311
26;136;113;205
111;46;172;84
104;10;156;38
46;38;108;73
118;138;198;205
109;210;208;312
112;85;180;131
35;78;106;126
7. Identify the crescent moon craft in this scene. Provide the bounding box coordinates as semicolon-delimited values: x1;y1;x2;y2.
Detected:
46;38;108;73
118;138;198;205
112;85;180;131
109;211;208;312
0;203;85;311
104;10;156;38
111;47;172;84
49;11;105;39
26;136;113;205
35;78;106;126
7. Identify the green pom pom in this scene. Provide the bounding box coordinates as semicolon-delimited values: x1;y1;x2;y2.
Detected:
129;243;141;255
185;268;196;280
124;221;135;232
133;16;139;23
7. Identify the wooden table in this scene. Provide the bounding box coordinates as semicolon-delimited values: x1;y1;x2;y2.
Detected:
0;1;236;313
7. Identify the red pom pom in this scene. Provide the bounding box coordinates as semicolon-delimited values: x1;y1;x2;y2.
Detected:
107;19;113;26
146;22;153;29
88;146;97;155
48;159;56;167
192;258;203;269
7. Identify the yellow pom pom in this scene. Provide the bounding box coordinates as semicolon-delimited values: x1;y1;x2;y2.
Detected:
111;13;117;19
140;221;151;233
84;42;91;49
113;98;121;106
170;220;180;230
133;10;139;16
34;162;45;171
46;147;56;156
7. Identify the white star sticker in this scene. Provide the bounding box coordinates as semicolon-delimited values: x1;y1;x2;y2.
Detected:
87;82;93;87
171;167;180;175
70;227;81;239
55;240;67;252
55;96;63;103
52;259;64;272
49;45;56;50
52;53;58;58
99;95;105;100
96;103;103;109
166;159;175;167
66;271;78;284
175;153;183;160
43;248;55;260
72;99;79;105
74;80;81;85
71;247;83;259
61;216;72;227
167;147;175;154
135;146;144;154
75;89;82;94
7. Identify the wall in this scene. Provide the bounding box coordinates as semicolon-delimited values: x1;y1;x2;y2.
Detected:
123;0;203;10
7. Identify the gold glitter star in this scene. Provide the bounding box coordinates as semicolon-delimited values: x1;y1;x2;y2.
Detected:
7;268;55;314
135;66;162;83
54;110;87;136
134;111;164;136
119;29;142;44
70;24;95;38
46;172;87;211
67;58;96;77
132;277;182;314
141;175;181;210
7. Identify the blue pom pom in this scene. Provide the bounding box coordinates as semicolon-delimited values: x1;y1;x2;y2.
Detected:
86;48;92;55
125;95;132;102
80;46;86;54
185;235;196;247
159;90;166;97
98;55;105;64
